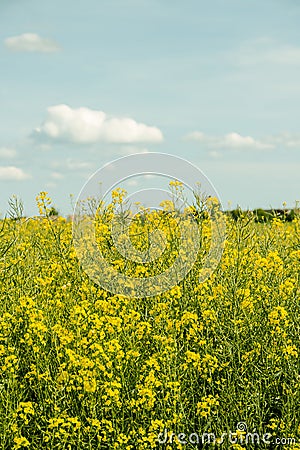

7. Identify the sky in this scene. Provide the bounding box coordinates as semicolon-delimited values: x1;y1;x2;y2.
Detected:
1;0;300;216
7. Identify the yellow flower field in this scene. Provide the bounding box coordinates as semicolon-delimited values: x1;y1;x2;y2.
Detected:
0;192;299;449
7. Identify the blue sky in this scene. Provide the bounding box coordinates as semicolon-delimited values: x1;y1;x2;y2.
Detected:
1;0;300;216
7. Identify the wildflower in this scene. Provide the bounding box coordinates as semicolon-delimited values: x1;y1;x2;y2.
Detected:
13;436;30;449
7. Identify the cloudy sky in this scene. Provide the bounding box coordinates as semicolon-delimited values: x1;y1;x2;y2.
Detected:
1;0;300;215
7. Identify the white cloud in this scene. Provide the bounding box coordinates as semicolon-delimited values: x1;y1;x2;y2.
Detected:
232;37;300;66
186;131;273;150
65;160;93;171
51;171;64;179
223;133;272;149
4;33;60;53
0;166;30;181
51;159;93;171
34;104;163;144
38;143;52;152
208;150;221;159
0;147;16;158
264;132;300;148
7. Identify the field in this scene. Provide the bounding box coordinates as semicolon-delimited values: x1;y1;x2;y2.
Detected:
0;192;300;449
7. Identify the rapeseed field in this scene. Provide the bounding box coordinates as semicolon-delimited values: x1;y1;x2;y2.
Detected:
0;190;299;449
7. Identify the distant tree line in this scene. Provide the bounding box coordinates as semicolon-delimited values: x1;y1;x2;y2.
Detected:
228;208;297;222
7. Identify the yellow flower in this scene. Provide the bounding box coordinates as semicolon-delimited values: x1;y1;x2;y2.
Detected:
13;436;30;449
